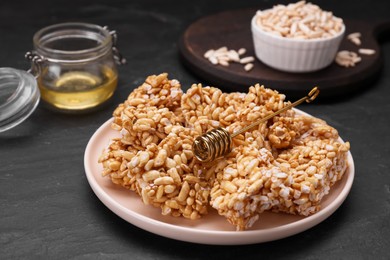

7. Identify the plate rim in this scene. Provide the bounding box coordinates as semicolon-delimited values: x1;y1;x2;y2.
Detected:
84;109;355;245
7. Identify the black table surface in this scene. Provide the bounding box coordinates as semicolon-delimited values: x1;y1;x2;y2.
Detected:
1;0;389;259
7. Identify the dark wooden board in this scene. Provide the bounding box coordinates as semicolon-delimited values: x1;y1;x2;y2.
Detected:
178;8;390;99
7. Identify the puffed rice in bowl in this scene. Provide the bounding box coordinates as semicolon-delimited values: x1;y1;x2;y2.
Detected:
251;1;345;73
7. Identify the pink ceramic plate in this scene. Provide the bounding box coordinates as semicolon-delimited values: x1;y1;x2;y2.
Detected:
84;110;354;245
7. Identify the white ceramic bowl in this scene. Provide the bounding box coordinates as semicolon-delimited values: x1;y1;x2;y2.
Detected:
251;15;345;73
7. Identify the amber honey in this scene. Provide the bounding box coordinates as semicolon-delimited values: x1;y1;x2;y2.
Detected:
38;66;117;110
28;22;125;112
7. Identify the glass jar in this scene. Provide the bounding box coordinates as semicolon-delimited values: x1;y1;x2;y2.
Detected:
26;22;125;111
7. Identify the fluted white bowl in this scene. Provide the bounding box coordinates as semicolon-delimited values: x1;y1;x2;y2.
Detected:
251;15;345;73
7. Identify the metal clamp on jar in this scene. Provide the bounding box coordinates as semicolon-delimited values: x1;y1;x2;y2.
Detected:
26;22;126;111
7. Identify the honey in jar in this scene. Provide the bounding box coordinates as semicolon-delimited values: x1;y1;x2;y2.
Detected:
27;22;125;111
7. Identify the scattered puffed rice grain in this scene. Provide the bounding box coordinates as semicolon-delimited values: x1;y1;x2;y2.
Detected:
240;56;255;64
349;37;361;46
227;50;240;62
244;63;254;72
204;46;256;71
215;46;228;53
352;56;362;63
209;56;218;65
335;50;361;67
238;48;246;55
218;59;229;66
204;49;215;58
347;32;361;40
358;48;376;55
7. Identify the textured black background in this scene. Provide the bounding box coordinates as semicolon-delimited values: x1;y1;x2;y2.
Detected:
1;0;389;259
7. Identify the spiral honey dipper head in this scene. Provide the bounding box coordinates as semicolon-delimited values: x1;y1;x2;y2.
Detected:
306;87;320;103
193;127;233;163
192;87;320;163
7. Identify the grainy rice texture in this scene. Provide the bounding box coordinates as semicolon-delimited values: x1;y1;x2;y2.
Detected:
255;1;344;39
99;72;350;231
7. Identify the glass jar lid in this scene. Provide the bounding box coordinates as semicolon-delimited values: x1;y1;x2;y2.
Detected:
0;68;40;132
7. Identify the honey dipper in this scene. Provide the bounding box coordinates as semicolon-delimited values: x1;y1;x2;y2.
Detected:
192;87;320;163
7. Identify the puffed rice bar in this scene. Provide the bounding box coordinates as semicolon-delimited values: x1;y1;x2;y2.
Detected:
210;114;349;230
99;73;350;230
